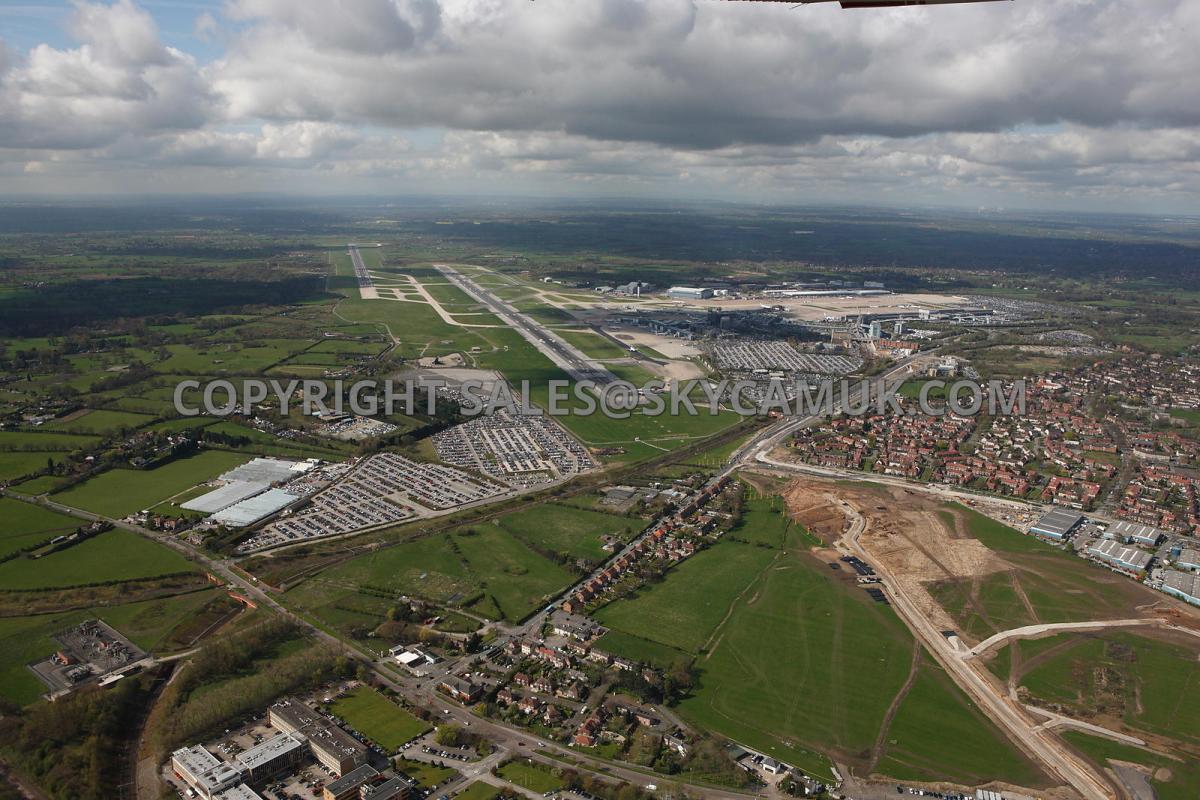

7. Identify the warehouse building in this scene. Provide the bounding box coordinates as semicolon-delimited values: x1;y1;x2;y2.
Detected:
213;488;299;528
667;286;714;300
171;746;246;799
1162;569;1200;606
183;480;271;513
1175;548;1200;572
1030;508;1084;541
1105;520;1166;547
236;733;307;783
1087;539;1153;576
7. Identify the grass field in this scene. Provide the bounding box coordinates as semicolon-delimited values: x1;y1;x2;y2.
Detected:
0;430;102;451
594;540;774;653
593;494;1044;784
455;783;500;800
0;528;195;589
394;757;457;789
453;527;576;621
554;329;630;360
53;450;250;517
494;503;634;562
44;409;154;434
1010;631;1200;746
496;761;564;793
591;628;688;668
0;588;220;705
331;686;430;751
0;450;60;482
0;498;82;559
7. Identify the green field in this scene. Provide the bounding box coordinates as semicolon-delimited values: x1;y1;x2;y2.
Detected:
455;782;500;800
331;686;430;751
594;495;1043;783
453;527;576;621
0;430;102;451
494;503;633;562
1009;631;1200;746
0;498;82;559
496;761;564;793
0;528;195;590
554;329;630;360
0;450;61;482
44;409;154;434
53;450;250;517
594;540;774;653
591;628;688;668
0;589;220;705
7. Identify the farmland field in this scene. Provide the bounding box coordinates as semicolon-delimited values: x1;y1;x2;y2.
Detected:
0;528;196;590
494;503;634;562
0;430;102;451
52;450;251;517
0;450;62;482
330;686;430;751
0;498;81;559
453;527;576;621
44;409;155;434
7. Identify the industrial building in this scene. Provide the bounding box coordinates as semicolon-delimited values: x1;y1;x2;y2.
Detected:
236;733;307;783
1029;508;1084;541
171;746;245;799
183;480;271;513
667;286;714;300
1086;538;1153;575
1105;520;1166;547
212;488;300;528
1162;569;1200;606
1176;548;1200;572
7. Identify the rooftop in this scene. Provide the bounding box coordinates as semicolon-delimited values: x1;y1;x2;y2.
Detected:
235;733;304;771
1031;507;1084;537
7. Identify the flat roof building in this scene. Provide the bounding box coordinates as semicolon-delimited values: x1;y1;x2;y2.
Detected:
667;286;714;300
361;776;414;800
171;746;246;800
1087;538;1152;575
183;480;271;513
269;696;324;736
307;722;368;776
268;696;368;777
323;765;379;800
214;786;264;800
1175;548;1200;572
236;733;306;783
1030;508;1084;540
1163;569;1200;606
1106;520;1166;547
213;488;298;528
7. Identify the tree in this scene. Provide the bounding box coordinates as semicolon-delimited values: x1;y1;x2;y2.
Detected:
435;723;463;747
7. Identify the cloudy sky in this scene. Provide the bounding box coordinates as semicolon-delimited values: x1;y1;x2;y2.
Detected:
1;0;1199;212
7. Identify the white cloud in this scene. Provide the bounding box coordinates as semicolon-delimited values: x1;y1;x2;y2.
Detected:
1;0;1200;209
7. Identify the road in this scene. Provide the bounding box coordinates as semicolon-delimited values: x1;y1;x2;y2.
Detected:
829;498;1118;800
3;347;1120;799
967;619;1160;659
434;264;618;385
